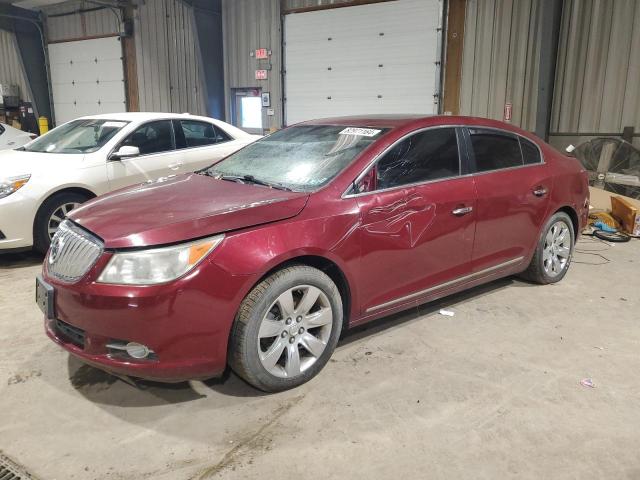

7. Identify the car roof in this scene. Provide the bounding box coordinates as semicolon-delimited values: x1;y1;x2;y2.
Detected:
76;112;221;123
299;114;539;141
298;115;430;129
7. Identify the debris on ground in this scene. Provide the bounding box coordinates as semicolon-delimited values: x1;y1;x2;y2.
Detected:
580;378;596;388
439;309;455;317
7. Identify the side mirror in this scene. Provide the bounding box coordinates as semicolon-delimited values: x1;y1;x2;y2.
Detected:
110;145;140;160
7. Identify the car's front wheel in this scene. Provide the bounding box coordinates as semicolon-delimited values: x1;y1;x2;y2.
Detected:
34;191;88;253
521;211;575;284
228;265;343;392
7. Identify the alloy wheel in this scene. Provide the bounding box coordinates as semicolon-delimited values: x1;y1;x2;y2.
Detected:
543;221;571;277
257;285;333;378
48;202;80;240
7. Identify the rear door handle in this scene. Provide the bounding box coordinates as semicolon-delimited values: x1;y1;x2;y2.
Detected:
452;206;473;216
533;186;548;197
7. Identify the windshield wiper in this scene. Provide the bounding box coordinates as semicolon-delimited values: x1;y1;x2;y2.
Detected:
216;174;294;192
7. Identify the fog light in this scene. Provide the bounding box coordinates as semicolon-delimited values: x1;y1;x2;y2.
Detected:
125;342;151;359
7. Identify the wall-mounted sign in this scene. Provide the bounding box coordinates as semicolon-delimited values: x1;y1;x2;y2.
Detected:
504;102;512;122
266;108;275;116
261;92;271;107
255;48;269;59
255;69;268;80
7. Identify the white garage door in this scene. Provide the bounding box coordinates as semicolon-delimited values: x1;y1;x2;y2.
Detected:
284;0;442;125
48;37;126;124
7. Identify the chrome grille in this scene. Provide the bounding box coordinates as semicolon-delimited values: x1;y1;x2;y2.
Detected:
47;220;103;282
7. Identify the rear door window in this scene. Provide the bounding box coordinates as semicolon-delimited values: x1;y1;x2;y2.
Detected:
468;128;523;172
176;120;230;148
372;127;460;190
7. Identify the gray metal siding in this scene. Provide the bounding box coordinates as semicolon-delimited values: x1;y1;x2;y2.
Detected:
283;0;394;12
42;1;120;42
551;0;640;135
0;28;32;102
459;0;541;131
222;0;282;128
134;0;206;115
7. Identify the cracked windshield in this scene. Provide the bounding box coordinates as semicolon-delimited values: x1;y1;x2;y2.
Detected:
206;125;387;191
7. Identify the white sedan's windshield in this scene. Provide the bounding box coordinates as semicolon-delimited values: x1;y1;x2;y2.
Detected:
207;125;387;191
24;119;128;154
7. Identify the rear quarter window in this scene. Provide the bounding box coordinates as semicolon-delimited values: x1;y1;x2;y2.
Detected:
520;137;543;165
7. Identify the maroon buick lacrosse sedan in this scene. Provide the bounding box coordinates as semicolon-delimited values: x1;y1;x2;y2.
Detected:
38;115;589;391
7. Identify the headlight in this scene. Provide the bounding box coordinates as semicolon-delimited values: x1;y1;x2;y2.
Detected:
0;174;30;199
97;234;224;285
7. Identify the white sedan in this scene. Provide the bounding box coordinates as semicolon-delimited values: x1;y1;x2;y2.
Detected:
0;112;259;253
0;122;36;150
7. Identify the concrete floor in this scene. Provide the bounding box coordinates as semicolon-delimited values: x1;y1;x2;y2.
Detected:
1;237;639;480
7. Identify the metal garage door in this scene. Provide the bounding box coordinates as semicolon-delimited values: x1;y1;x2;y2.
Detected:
48;37;126;124
284;0;442;125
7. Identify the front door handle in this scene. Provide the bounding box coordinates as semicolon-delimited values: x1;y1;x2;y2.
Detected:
452;206;473;216
169;162;183;171
533;186;548;197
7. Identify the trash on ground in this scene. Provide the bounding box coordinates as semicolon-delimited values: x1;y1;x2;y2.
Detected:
580;378;596;388
439;309;455;317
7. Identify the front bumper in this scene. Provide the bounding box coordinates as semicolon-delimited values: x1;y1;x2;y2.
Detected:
0;190;36;250
43;254;254;382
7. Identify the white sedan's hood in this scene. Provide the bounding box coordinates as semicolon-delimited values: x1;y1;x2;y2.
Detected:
0;149;85;178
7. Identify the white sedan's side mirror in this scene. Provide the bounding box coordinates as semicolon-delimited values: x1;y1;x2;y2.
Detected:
110;145;140;160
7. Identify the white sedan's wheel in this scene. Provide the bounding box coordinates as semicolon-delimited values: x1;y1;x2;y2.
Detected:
47;202;80;240
34;191;89;253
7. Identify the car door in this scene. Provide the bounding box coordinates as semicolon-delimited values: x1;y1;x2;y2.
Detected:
465;127;552;273
352;127;477;315
174;119;244;172
107;120;180;189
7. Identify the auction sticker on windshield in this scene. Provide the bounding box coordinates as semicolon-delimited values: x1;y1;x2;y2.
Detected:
339;127;381;137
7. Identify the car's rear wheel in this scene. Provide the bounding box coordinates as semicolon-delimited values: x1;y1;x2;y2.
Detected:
228;265;343;392
520;211;575;284
33;191;88;253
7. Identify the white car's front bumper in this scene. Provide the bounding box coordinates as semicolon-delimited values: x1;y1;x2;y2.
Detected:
0;191;35;251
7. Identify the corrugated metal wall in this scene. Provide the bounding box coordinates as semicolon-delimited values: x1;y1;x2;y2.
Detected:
134;0;207;115
283;0;390;11
551;0;640;137
40;0;207;115
222;0;282;129
0;28;32;102
43;1;120;42
459;0;542;131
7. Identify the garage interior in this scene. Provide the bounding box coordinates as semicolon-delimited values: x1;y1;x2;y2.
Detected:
1;0;640;479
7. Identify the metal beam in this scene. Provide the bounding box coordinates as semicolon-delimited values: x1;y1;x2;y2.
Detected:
535;0;563;141
0;5;53;122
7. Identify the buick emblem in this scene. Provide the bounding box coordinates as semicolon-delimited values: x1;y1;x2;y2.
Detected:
49;236;64;264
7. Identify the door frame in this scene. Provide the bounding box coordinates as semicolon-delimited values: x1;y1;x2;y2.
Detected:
230;88;263;135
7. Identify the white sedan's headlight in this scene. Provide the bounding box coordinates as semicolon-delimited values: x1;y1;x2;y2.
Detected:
0;174;30;199
97;234;224;285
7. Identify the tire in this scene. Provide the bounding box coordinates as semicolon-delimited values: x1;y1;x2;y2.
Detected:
593;229;630;243
228;265;343;392
33;191;88;254
520;211;575;285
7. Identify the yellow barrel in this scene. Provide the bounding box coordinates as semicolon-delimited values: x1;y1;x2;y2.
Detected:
38;116;49;135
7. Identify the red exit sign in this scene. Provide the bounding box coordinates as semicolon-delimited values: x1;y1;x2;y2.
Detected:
255;48;268;59
255;69;268;80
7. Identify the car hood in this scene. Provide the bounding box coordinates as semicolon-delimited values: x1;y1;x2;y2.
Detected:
0;149;84;176
69;173;310;248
